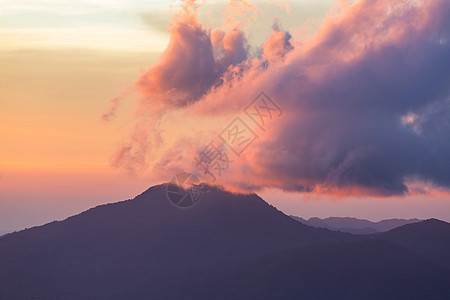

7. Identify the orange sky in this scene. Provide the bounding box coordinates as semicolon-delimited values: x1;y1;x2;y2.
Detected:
1;0;449;231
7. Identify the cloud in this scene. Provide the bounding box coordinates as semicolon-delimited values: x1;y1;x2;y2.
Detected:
134;1;248;108
108;0;248;172
139;12;171;32
107;0;450;196
262;23;293;62
102;87;133;122
135;14;216;107
212;27;248;72
223;0;258;26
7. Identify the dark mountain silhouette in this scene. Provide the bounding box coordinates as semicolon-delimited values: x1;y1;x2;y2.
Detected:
207;239;450;300
0;230;10;237
291;216;421;234
0;184;448;299
374;218;422;231
0;184;354;299
378;218;450;269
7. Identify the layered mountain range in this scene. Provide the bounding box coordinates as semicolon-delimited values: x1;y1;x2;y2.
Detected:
0;184;449;299
290;216;422;234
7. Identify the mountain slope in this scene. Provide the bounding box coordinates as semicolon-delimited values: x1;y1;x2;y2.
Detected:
1;184;448;299
0;184;354;299
0;230;10;237
291;216;421;234
378;219;450;269
209;239;450;300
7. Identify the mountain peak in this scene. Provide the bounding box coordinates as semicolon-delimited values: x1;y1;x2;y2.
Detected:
0;184;449;299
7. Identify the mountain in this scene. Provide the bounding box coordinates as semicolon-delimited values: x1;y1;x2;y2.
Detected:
0;184;448;299
0;184;354;299
0;230;11;237
208;239;450;300
291;216;421;234
374;218;422;231
378;219;450;269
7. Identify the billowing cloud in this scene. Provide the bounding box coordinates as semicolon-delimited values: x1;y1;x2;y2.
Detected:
262;23;293;62
212;27;248;72
107;0;450;196
107;0;248;172
134;1;248;108
135;8;216;107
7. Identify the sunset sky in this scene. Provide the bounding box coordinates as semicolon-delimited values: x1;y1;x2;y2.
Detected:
1;0;449;231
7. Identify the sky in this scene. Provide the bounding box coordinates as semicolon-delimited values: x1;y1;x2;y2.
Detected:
1;0;449;231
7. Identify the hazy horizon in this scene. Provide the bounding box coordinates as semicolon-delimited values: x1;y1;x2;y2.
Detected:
1;181;449;232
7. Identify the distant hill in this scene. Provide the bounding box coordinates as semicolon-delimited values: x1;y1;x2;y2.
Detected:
0;184;448;299
291;216;421;234
208;239;450;300
378;218;450;269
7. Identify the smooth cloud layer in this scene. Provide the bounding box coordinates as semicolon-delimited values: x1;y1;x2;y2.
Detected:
107;0;450;197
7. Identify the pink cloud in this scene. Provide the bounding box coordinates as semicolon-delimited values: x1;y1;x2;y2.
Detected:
107;0;450;197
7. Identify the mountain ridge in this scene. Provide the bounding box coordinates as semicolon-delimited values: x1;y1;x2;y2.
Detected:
0;184;357;299
290;215;422;234
0;183;449;299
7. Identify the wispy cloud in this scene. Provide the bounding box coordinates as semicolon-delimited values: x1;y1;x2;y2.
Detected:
0;27;168;51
